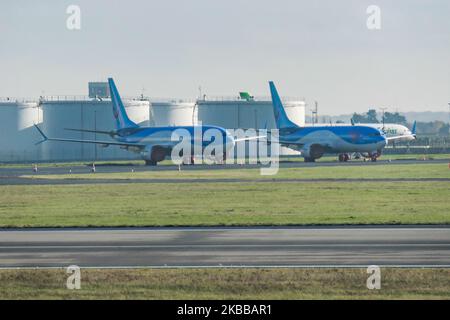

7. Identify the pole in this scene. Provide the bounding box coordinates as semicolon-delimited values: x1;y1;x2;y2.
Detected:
314;101;318;124
94;110;97;162
379;107;387;130
448;103;450;135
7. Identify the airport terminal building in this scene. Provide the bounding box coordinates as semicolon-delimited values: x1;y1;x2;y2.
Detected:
0;83;305;162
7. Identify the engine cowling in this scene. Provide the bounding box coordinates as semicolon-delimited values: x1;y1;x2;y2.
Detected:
301;144;325;159
141;145;168;163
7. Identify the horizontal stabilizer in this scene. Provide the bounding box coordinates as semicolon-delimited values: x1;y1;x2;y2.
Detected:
65;128;117;136
386;134;416;142
234;135;267;142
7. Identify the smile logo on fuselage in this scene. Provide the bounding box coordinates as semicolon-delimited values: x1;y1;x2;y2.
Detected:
350;131;360;143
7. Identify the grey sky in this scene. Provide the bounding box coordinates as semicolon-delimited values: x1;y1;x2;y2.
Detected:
1;0;449;115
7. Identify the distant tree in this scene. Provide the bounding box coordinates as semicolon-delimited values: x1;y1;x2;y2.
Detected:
335;120;345;124
438;124;450;136
383;112;407;125
351;113;367;123
416;121;449;135
366;109;379;123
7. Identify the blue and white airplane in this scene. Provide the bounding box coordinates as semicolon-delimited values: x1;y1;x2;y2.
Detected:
269;81;394;162
35;78;237;165
306;120;416;161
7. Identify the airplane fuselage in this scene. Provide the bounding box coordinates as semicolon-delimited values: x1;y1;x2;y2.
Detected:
114;125;235;156
278;125;386;155
116;125;231;144
306;123;415;141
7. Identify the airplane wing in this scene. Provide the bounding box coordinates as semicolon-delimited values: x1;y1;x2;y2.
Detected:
386;134;416;142
35;125;214;147
34;124;146;148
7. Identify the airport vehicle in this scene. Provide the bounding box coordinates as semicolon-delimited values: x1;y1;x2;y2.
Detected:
35;78;237;165
268;81;413;162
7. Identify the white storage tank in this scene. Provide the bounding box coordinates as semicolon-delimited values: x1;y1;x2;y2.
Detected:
150;101;195;126
0;102;19;161
278;100;305;156
196;98;305;129
40;98;150;161
124;100;151;126
0;101;42;162
283;100;306;127
196;100;239;129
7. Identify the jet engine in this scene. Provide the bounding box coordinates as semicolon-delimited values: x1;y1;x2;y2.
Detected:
141;145;169;165
301;144;325;162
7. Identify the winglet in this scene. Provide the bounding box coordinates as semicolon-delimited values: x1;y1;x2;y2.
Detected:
411;121;417;136
34;124;48;145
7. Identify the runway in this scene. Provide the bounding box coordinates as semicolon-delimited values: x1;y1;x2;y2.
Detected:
0;226;449;268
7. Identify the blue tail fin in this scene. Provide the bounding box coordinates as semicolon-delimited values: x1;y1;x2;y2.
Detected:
269;81;298;129
108;78;138;130
411;121;417;136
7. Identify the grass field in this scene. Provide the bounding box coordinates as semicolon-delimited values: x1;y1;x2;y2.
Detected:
0;180;448;227
0;268;448;299
2;163;449;227
22;163;450;181
1;153;449;170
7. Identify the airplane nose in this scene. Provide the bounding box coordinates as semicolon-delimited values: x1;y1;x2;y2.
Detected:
379;136;387;148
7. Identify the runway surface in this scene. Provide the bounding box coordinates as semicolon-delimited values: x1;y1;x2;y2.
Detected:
0;226;449;268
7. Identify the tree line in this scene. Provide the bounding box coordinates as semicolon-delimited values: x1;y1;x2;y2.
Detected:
350;109;449;136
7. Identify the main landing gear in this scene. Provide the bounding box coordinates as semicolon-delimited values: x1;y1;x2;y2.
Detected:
338;154;350;162
368;150;382;162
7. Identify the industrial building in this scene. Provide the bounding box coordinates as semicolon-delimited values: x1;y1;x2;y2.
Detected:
0;84;305;162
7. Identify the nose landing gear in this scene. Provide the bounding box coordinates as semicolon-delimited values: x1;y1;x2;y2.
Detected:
145;160;157;166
